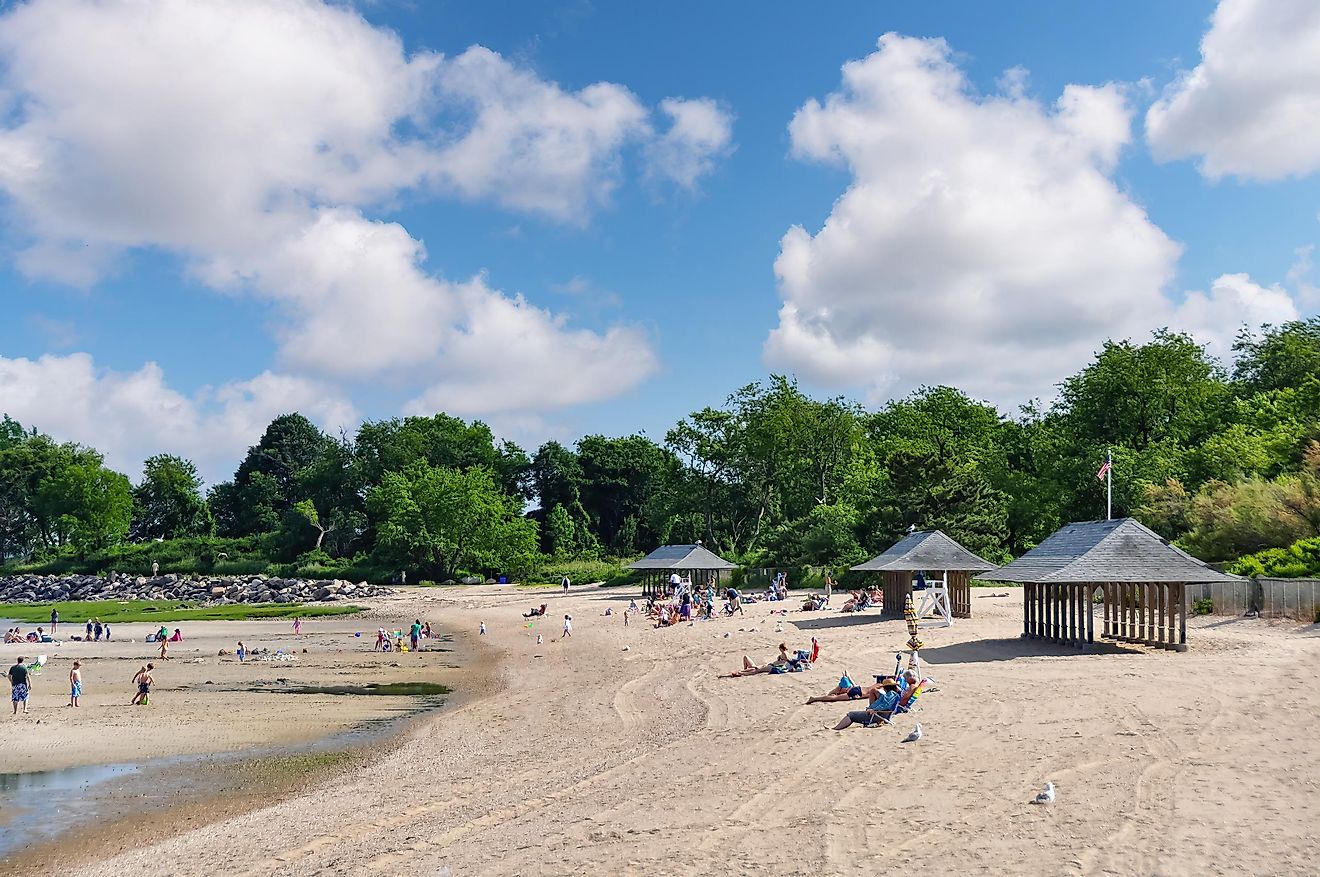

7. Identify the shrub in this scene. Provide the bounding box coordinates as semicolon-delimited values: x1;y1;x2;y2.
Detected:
1192;597;1214;616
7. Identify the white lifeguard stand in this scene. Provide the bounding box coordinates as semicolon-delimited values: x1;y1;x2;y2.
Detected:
914;570;953;627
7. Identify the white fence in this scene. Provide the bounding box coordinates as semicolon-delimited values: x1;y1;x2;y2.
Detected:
1186;577;1320;622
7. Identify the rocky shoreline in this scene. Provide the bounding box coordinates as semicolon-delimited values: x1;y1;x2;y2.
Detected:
0;572;391;604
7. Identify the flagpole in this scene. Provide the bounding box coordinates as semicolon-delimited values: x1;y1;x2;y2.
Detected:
1106;448;1112;521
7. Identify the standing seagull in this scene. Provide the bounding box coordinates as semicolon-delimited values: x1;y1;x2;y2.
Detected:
901;723;922;743
1031;782;1055;804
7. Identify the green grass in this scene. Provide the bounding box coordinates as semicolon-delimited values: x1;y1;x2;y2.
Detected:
0;600;365;624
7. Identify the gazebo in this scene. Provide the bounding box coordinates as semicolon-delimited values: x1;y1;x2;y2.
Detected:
628;543;738;599
851;530;997;621
982;517;1240;652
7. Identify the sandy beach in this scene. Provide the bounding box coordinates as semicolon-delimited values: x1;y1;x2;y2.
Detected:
10;584;1320;876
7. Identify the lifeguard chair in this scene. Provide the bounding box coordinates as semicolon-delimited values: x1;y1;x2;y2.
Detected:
913;570;953;628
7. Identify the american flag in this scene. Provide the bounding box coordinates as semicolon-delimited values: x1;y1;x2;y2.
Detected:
1096;457;1112;481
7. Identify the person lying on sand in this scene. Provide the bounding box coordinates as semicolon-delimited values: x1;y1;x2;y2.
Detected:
832;679;902;729
719;644;791;678
806;674;883;704
523;604;547;618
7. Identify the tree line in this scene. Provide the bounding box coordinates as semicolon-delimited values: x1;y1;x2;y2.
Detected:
5;318;1320;580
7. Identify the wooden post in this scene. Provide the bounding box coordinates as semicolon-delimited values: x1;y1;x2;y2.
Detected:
1023;583;1032;637
1086;585;1095;645
1128;583;1139;642
1157;583;1169;649
1175;583;1188;651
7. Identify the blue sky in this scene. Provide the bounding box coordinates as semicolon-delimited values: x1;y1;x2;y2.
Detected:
2;0;1319;482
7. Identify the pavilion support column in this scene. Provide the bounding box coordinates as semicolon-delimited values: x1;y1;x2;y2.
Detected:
1051;585;1060;643
1157;583;1170;650
1120;584;1129;641
1023;583;1032;638
1127;583;1138;642
1048;584;1055;641
1072;586;1082;648
1086;586;1095;645
1116;585;1126;640
1146;583;1157;646
1101;584;1110;638
1174;583;1188;652
1135;583;1146;643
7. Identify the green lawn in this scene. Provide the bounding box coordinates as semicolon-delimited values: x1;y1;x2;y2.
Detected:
0;600;365;624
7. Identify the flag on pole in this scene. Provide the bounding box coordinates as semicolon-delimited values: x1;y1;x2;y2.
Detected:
1096;457;1112;481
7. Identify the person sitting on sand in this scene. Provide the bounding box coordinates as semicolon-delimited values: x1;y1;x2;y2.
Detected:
832;679;902;729
168;628;183;642
719;643;791;678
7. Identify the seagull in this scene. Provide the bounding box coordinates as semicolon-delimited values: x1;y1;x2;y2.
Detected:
901;723;922;743
1031;782;1055;804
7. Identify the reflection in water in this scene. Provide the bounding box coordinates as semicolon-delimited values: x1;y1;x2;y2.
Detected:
0;762;142;856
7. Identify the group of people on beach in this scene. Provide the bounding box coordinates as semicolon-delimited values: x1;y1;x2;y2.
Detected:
372;619;434;652
7;655;152;712
717;639;927;731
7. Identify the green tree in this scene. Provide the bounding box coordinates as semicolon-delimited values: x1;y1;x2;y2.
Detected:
36;457;133;553
356;414;529;501
131;454;212;540
576;434;677;553
1233;318;1320;393
368;463;538;581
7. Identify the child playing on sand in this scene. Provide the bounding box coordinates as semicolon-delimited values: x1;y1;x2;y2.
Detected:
562;614;573;638
69;660;82;707
479;621;486;636
236;641;247;662
292;617;302;636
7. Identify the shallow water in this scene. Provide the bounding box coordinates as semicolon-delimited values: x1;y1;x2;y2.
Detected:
0;690;446;860
252;681;451;696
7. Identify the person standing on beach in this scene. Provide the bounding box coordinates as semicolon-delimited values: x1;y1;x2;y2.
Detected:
561;574;570;592
562;614;573;638
9;657;30;715
824;571;834;604
292;617;302;636
103;623;111;641
130;664;153;705
236;641;247;662
85;618;93;641
94;618;103;642
159;636;169;661
69;661;82;707
50;608;58;634
410;619;422;652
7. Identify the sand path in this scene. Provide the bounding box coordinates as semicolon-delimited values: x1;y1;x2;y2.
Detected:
71;586;1320;876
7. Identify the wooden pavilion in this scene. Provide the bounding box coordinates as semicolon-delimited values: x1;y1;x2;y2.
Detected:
628;543;738;599
982;518;1240;652
851;530;997;620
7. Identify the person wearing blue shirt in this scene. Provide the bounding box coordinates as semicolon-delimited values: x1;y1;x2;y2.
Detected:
833;679;902;729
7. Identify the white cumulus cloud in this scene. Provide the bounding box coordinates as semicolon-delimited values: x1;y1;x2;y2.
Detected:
1176;273;1301;361
0;0;728;440
646;97;736;190
765;34;1184;404
0;353;355;483
1146;0;1320;181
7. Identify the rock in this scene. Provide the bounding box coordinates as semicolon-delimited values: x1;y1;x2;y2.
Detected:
461;575;483;585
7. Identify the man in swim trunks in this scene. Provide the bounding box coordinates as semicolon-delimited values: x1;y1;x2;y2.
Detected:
9;657;30;715
130;663;154;706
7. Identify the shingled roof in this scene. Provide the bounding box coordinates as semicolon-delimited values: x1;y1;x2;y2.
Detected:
980;518;1239;584
627;544;737;571
850;530;997;573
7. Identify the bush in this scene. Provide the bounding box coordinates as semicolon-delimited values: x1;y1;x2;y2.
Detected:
1227;535;1320;578
1192;597;1214;616
525;556;635;586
